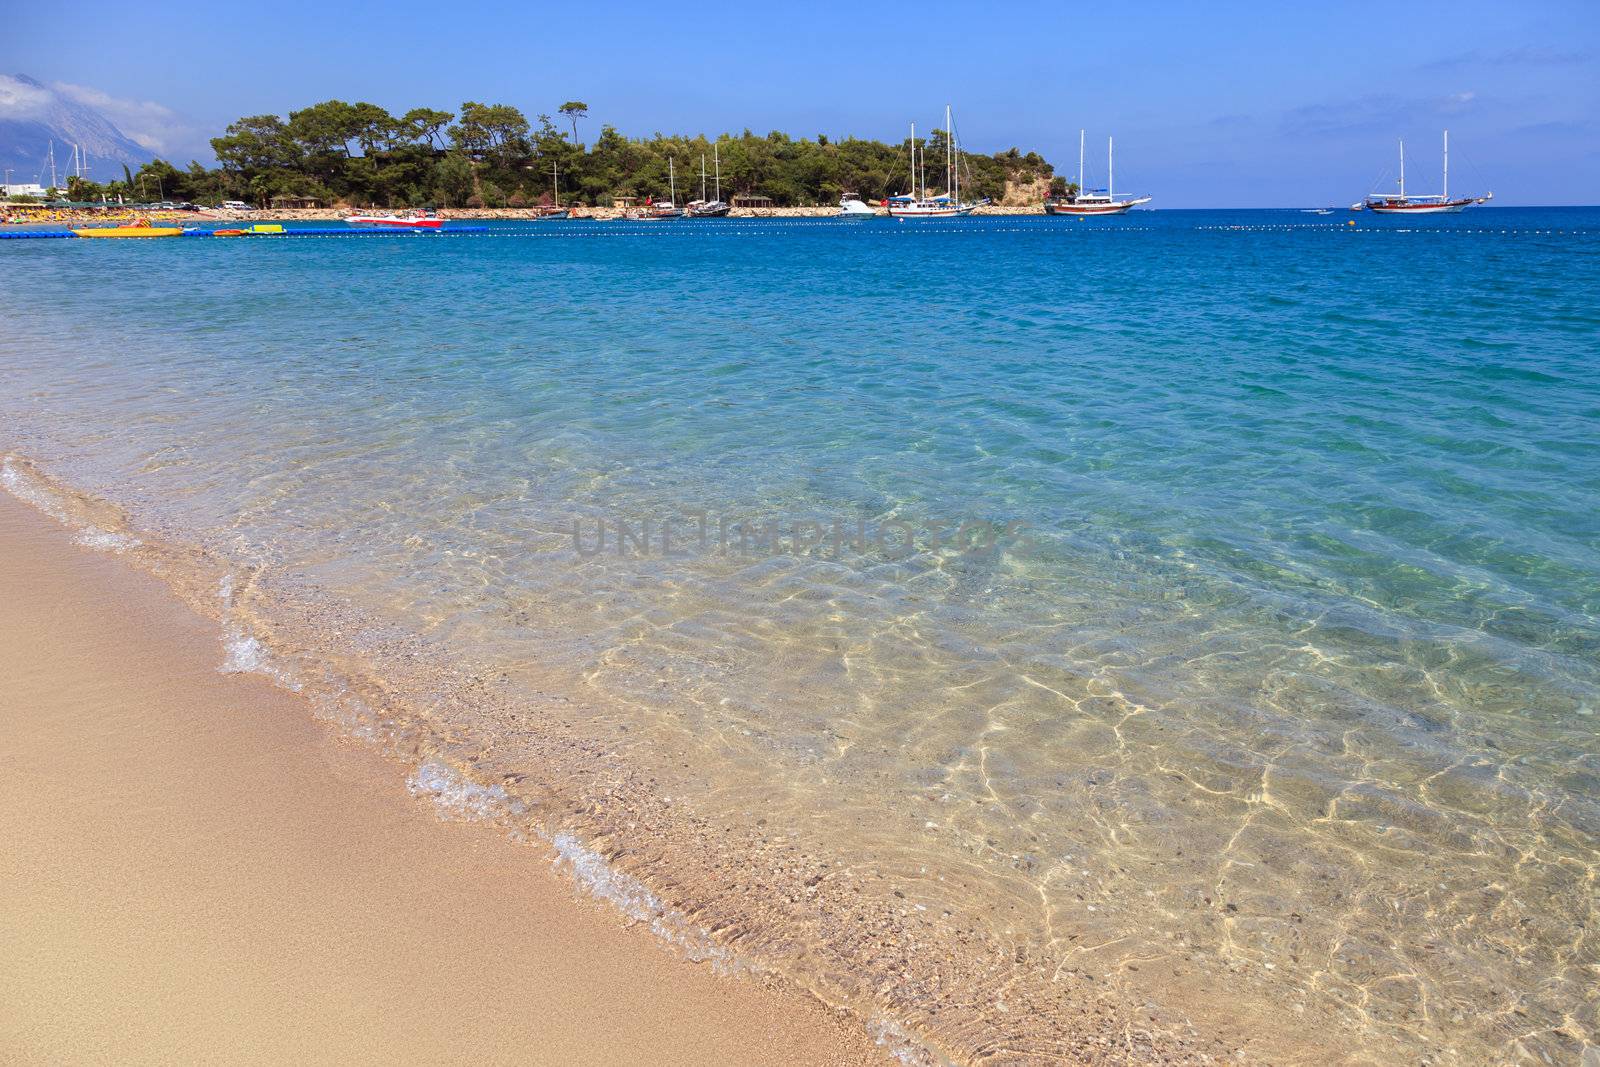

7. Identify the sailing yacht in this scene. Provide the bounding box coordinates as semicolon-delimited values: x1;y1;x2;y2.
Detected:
687;145;731;217
887;106;986;218
535;162;570;219
1044;131;1152;215
1358;131;1491;214
627;157;685;219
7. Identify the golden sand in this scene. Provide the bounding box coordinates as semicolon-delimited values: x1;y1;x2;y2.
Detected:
0;492;884;1065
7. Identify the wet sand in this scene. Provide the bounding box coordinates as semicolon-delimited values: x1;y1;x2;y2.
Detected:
0;492;885;1066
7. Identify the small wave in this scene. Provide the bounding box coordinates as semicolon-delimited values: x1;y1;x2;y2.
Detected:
74;526;140;553
404;760;743;972
407;760;526;821
218;631;303;691
2;458;140;553
1;456;69;521
549;830;739;970
220;634;269;674
214;574;305;691
868;1018;949;1067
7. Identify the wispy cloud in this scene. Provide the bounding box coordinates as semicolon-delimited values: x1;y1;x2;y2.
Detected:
1277;91;1484;137
49;80;194;153
0;74;198;156
0;74;54;120
1419;47;1590;72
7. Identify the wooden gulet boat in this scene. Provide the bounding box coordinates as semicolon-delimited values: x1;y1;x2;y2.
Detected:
1044;131;1152;215
686;146;731;217
534;163;571;219
1357;131;1491;214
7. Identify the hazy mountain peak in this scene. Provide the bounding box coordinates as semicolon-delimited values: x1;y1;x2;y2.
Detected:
1;73;161;184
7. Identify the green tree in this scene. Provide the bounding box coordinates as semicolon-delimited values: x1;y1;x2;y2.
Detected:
288;100;359;158
558;101;588;142
194;98;1062;210
401;107;453;150
211;115;296;172
348;101;395;156
430;153;476;207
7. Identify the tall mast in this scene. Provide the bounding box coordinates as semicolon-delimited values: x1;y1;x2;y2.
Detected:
945;104;953;200
1399;138;1405;198
48;140;57;190
701;153;706;202
1078;129;1084;196
1443;129;1449;200
915;120;928;199
910;121;918;199
669;156;676;204
1108;136;1114;201
714;143;721;202
552;161;559;208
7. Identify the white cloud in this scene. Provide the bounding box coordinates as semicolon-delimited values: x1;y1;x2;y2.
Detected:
0;74;200;157
49;80;192;153
0;74;55;120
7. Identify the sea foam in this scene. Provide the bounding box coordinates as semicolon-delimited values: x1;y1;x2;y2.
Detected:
1;457;140;553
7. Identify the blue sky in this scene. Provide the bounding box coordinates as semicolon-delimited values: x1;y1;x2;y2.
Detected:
4;0;1596;206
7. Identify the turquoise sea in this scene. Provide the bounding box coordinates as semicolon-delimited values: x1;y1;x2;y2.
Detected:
3;209;1597;1064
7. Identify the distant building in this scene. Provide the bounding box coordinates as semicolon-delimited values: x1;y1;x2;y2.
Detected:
270;195;323;209
731;194;774;209
3;183;50;198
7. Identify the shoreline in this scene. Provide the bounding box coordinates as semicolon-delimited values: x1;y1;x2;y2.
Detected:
0;431;1266;1067
1;203;1060;227
0;489;889;1066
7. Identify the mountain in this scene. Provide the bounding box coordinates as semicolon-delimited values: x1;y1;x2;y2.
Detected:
0;74;158;185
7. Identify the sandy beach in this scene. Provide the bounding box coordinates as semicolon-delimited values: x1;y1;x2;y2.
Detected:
0;202;1055;229
0;491;885;1066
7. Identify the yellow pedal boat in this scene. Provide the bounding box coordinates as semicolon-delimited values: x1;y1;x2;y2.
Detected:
73;216;184;238
74;227;184;238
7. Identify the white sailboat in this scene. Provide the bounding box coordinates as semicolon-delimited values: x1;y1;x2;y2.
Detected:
1359;131;1491;214
687;144;731;217
887;105;986;218
535;162;570;219
628;157;685;219
1044;131;1151;215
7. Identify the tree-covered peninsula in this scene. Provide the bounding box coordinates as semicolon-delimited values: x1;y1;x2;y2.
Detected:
62;99;1066;209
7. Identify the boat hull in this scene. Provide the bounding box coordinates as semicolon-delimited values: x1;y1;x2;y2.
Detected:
1365;201;1472;215
886;206;975;218
1043;196;1150;216
345;217;444;229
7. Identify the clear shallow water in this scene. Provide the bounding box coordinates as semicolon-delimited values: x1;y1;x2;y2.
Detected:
3;210;1598;1063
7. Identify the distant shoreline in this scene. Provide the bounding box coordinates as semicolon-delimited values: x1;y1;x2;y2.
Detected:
2;203;1064;226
